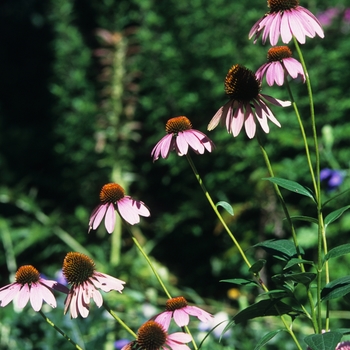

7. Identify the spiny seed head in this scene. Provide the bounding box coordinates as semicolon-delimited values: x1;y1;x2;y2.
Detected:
100;183;125;203
165;116;192;134
15;265;40;285
268;0;299;13
137;321;167;350
267;46;293;62
224;64;261;102
62;252;95;285
165;296;188;311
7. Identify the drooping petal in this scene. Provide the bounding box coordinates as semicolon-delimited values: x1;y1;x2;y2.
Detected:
92;289;103;308
104;203;116;233
207;106;223;131
77;286;89;318
190;130;215;152
173;309;190;327
260;93;291;107
90;204;108;230
40;278;69;294
117;197;140;225
244;105;256;138
166;332;192;350
17;283;30;309
231;103;244;136
39;285;57;308
92;272;125;293
175;133;189;155
29;283;44;311
185;306;212;322
268;12;282;46
131;199;150;217
286;11;306;44
0;283;21;307
182;130;205;154
155;311;173;330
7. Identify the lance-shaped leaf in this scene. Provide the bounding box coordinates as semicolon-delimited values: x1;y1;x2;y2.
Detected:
321;276;350;301
304;332;342;350
249;259;266;274
223;299;303;333
283;258;314;270
254;329;285;350
324;205;350;227
216;201;234;216
324;243;350;264
253;239;302;261
263;177;315;201
220;278;259;287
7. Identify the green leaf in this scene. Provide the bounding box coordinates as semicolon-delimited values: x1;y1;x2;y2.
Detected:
304;332;342;350
253;239;302;261
283;272;316;285
321;276;350;301
223;299;302;332
263;177;315;201
289;215;319;224
254;329;285;350
249;259;266;274
220;278;259;287
216;201;234;216
283;258;314;270
324;243;350;263
324;205;350;227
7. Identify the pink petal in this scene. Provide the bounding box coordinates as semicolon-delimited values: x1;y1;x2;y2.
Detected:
207;107;223;130
39;278;69;294
39;285;57;308
231;104;244;136
131;199;150;217
155;312;172;330
280;12;294;44
182;131;205;154
70;289;79;319
160;134;174;159
92;272;125;293
286;11;306;44
117;197;140;225
0;283;21;307
92;289;103;307
17;284;30;309
90;204;108;230
260;94;291;107
29;283;44;311
77;286;89;318
166;332;192;347
104;203;116;233
63;290;73;316
185;306;212;322
299;7;324;38
173;309;190;327
244;105;256;138
254;98;281;128
175;133;189;155
190;130;214;152
269;12;282;46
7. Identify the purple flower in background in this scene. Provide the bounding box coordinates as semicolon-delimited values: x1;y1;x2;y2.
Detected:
317;7;340;26
320;168;344;191
344;9;350;23
115;339;130;350
337;341;350;349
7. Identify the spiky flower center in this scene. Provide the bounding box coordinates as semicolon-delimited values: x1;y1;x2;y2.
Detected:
137;321;167;350
268;0;299;13
267;46;293;62
15;265;40;285
100;183;125;203
165;296;188;311
62;252;95;285
225;64;260;102
165;116;192;134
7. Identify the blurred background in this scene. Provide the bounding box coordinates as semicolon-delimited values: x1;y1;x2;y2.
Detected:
1;0;350;349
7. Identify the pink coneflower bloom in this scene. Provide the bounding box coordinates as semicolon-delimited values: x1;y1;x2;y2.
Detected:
0;265;68;311
121;320;192;350
249;0;324;46
256;46;305;86
337;341;350;349
89;183;150;234
62;252;125;318
208;64;291;139
151;116;214;162
155;296;212;330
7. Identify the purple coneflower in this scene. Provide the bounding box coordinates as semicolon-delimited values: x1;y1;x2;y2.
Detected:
256;46;305;86
249;0;324;46
155;296;212;330
89;183;150;234
121;320;192;350
337;341;350;349
63;252;125;318
0;265;68;311
151;116;214;162
208;64;291;139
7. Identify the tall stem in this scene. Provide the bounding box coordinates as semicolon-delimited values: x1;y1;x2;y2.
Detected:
293;37;327;331
38;310;84;350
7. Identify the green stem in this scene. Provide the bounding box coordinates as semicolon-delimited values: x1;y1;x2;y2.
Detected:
257;134;318;333
186;153;303;349
185;154;252;269
38;310;84;350
294;37;326;332
103;301;137;338
131;235;198;350
131;236;172;299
